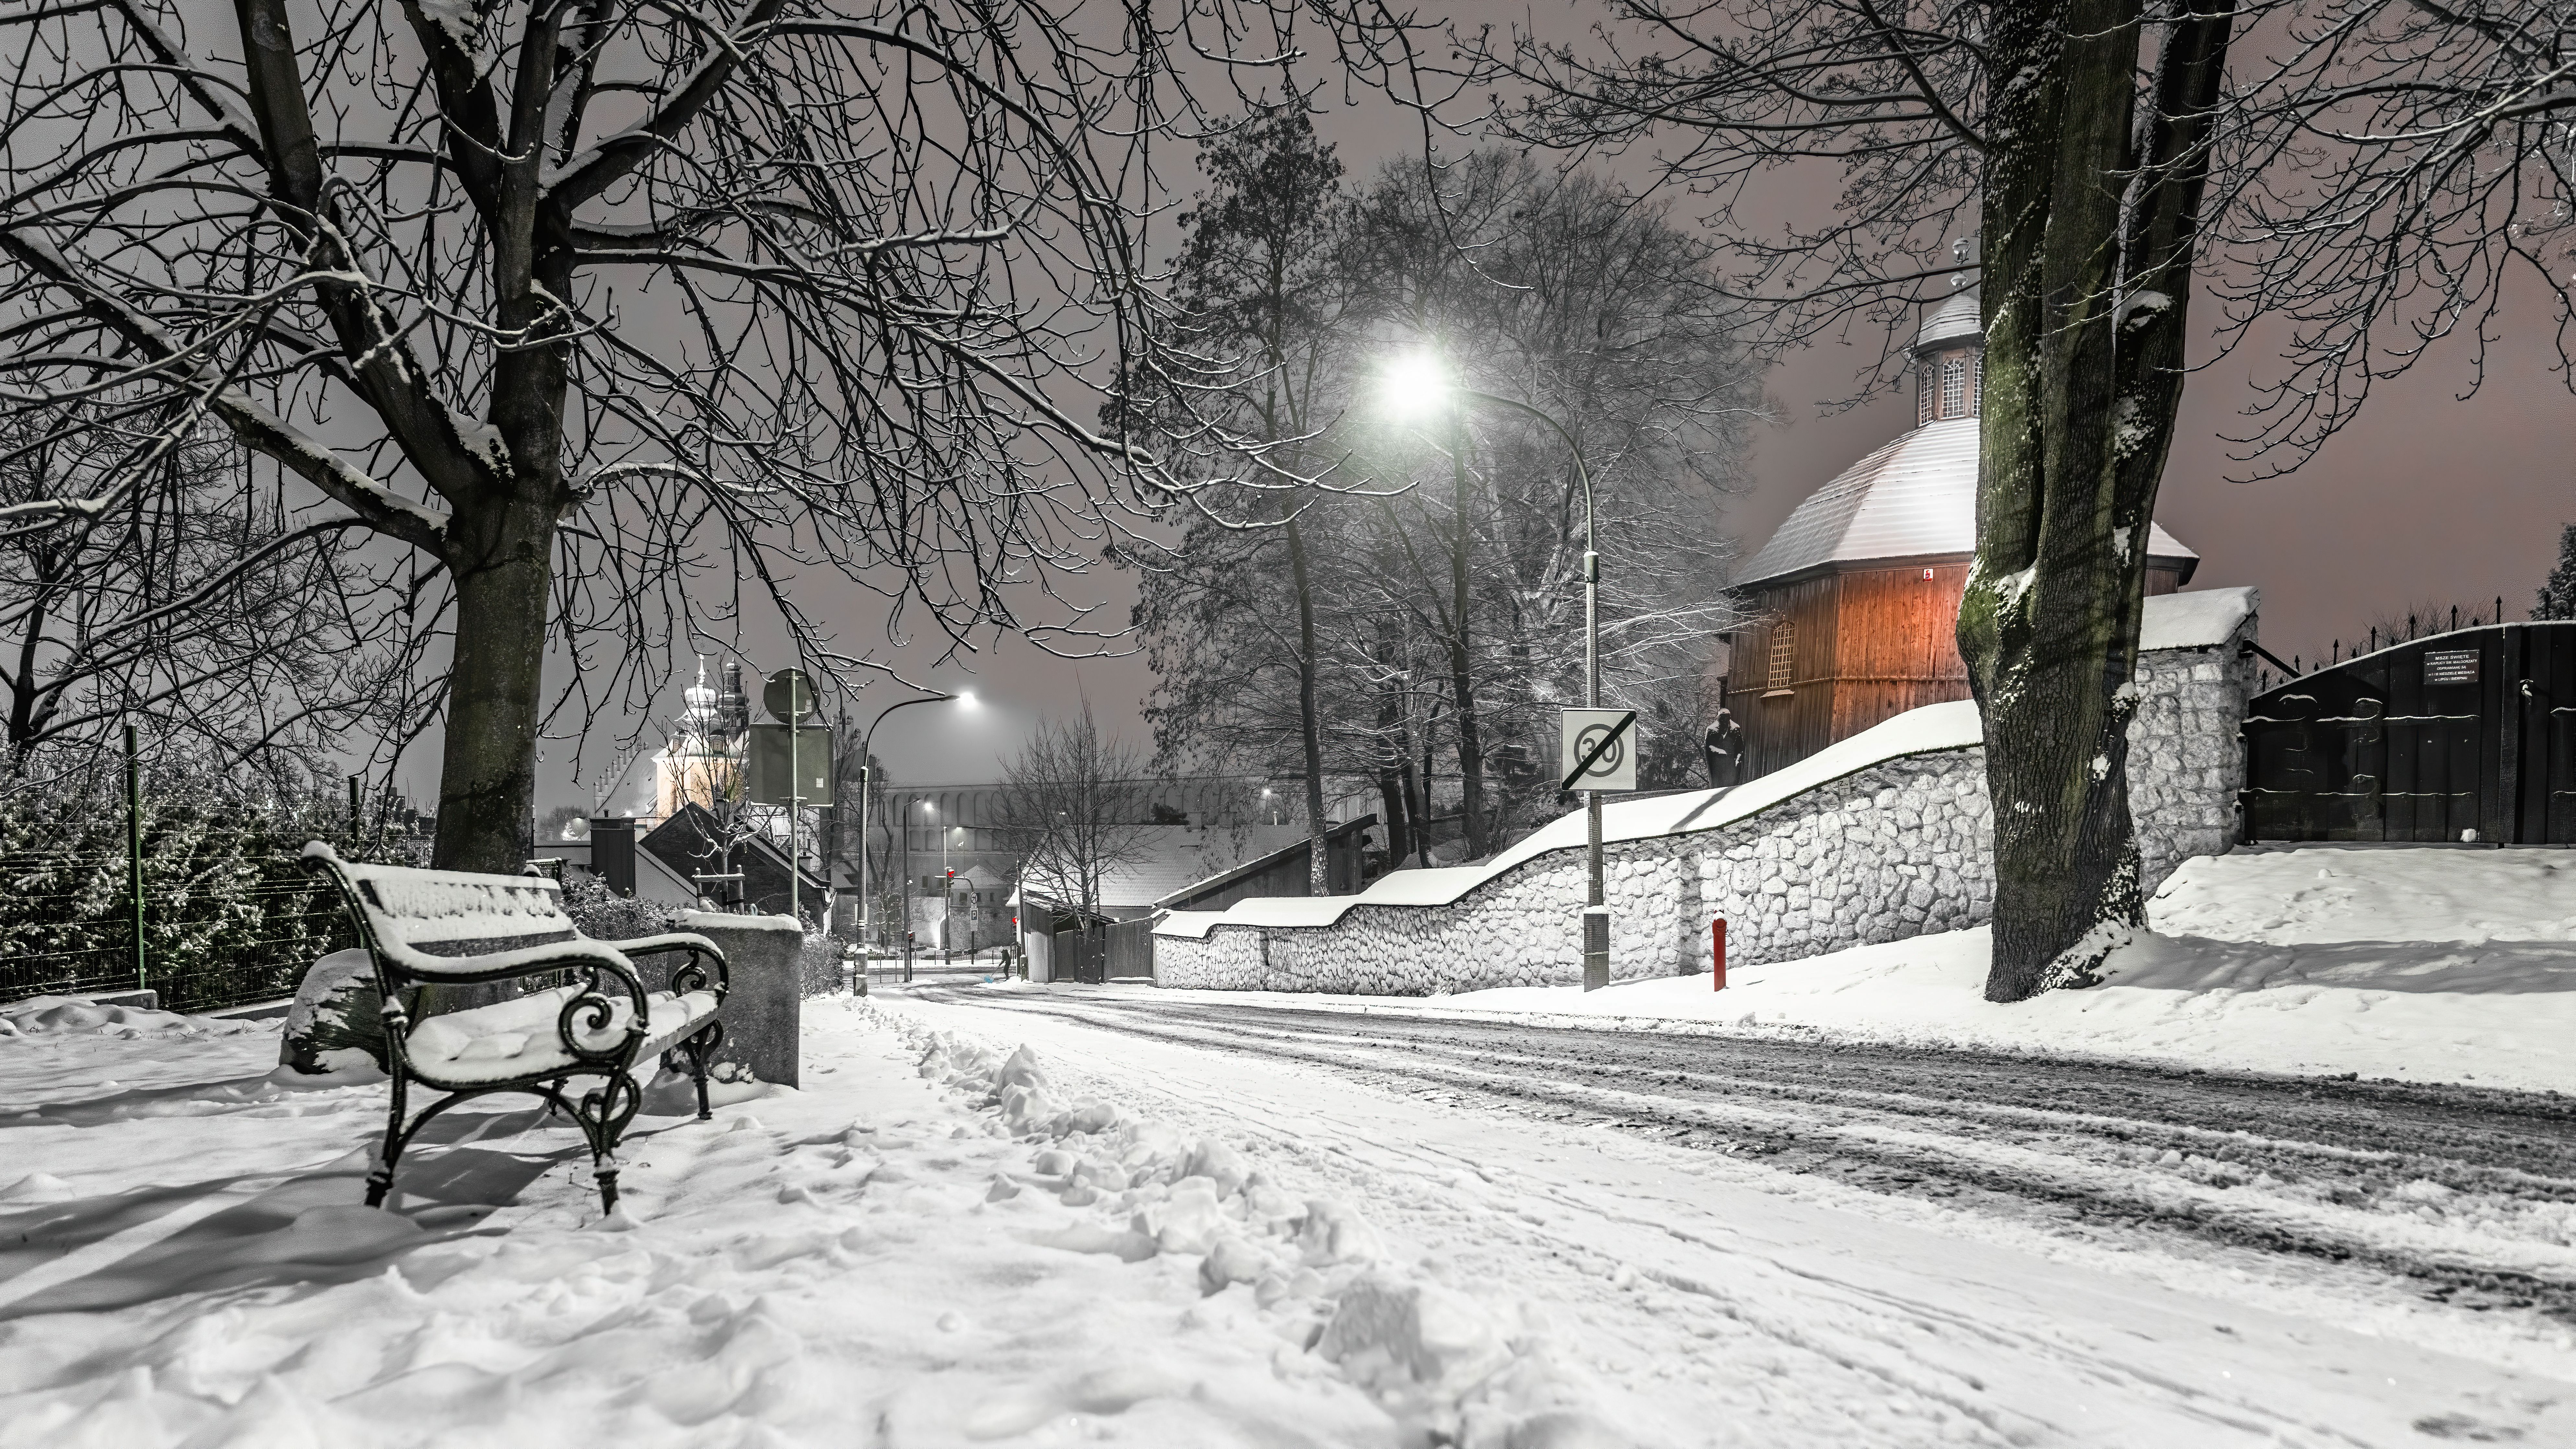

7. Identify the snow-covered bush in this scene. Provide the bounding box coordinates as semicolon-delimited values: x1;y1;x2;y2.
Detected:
558;872;677;942
0;761;408;1013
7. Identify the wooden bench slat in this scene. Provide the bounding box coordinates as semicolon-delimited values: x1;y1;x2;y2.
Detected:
405;985;723;1089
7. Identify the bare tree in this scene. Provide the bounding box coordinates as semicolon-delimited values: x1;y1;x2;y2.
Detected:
995;706;1157;923
1336;153;1756;844
1467;0;2575;998
1132;141;1757;866
0;410;428;785
0;0;1361;876
1124;106;1357;893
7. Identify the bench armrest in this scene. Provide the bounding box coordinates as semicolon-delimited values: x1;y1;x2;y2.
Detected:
376;935;638;983
596;931;730;999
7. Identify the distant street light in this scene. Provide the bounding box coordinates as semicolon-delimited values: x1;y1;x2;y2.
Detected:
1381;352;1612;991
851;691;976;973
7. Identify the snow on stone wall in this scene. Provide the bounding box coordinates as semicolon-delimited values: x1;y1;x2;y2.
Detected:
1158;590;2258;995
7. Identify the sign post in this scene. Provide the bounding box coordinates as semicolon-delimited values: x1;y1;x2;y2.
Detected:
1560;708;1640;990
764;669;818;924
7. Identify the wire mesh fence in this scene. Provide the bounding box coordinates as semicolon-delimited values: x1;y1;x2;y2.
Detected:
0;760;432;1017
0;844;362;1014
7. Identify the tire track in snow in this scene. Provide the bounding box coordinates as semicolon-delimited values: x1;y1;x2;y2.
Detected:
917;987;2576;1324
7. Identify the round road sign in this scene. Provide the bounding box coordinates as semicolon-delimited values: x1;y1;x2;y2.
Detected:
1573;721;1627;779
764;668;815;723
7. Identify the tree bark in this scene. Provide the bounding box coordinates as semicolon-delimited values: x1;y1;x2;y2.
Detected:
1959;0;2230;1002
1446;413;1489;858
1375;632;1412;866
1286;517;1331;894
430;495;558;874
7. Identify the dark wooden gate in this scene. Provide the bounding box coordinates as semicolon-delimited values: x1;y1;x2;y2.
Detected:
2242;622;2576;844
1102;918;1155;980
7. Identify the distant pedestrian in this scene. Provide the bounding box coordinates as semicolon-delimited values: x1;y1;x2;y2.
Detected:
1703;708;1746;788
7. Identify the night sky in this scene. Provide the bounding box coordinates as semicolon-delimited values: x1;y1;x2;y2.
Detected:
532;10;2574;809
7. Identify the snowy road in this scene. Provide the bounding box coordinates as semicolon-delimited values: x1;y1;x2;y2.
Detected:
912;984;2576;1319
891;981;2576;1443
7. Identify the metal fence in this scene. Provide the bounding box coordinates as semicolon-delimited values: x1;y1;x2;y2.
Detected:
0;845;356;1016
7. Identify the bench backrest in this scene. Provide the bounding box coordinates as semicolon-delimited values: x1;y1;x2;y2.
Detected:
303;842;578;959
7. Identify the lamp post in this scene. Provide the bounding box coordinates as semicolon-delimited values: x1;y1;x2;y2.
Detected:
1381;354;1611;990
849;691;975;982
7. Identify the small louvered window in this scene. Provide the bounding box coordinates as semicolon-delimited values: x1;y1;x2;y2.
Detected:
1941;355;1967;418
1767;621;1796;689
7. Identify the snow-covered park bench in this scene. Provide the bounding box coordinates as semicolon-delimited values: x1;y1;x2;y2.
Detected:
300;843;729;1214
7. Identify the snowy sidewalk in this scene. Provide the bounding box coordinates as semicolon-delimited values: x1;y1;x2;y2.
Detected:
0;995;1613;1447
5;967;2573;1446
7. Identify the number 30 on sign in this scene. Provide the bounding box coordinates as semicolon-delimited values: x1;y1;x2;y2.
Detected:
1560;708;1641;792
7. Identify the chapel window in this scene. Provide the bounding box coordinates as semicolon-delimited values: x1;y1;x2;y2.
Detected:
1767;621;1796;690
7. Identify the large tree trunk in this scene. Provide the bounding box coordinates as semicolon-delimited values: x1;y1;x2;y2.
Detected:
430;494;558;874
1286;518;1330;894
1446;416;1489;857
1958;0;2230;1002
1375;630;1413;866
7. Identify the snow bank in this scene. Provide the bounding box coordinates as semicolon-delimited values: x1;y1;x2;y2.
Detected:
0;996;253;1041
2153;844;2576;944
1415;926;2575;1091
1363;844;2576;1090
905;1018;1618;1446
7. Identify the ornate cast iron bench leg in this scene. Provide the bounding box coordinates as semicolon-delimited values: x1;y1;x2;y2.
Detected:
671;1020;723;1121
365;1070;410;1208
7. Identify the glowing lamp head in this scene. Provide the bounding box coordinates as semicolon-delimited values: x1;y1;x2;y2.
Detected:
1379;352;1452;419
956;691;979;709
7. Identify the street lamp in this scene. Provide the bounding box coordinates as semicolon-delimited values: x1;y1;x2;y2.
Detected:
849;690;976;982
1381;352;1612;991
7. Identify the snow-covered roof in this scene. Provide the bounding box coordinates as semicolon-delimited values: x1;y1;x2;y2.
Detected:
1023;824;1315;912
1736;419;2197;588
1916;289;1982;351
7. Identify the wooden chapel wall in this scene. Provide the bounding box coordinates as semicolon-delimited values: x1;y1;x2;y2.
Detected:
1727;560;2191;781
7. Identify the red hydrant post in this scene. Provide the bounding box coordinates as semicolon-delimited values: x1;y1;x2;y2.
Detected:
1712;918;1727;991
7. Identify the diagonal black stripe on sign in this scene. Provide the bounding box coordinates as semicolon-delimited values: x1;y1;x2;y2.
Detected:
1561;710;1638;791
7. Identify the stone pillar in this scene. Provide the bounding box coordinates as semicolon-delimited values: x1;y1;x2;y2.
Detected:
676;911;802;1087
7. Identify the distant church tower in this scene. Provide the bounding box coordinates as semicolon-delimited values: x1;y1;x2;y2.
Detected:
1720;290;2200;779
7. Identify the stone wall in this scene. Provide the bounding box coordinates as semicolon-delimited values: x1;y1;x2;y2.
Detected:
1157;607;2256;996
1161;749;1992;994
2128;642;2255;887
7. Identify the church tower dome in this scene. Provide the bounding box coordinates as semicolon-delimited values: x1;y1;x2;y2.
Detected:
1719;287;2199;780
1911;287;1984;426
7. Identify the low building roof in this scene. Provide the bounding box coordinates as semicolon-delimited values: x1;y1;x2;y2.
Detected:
1736;419;2198;589
1153;815;1376;910
1015;823;1319;913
